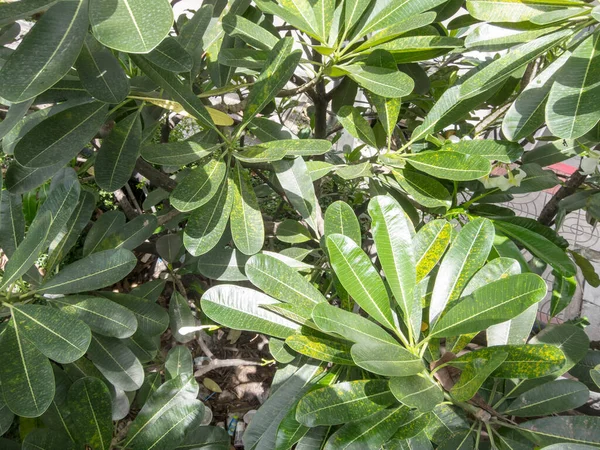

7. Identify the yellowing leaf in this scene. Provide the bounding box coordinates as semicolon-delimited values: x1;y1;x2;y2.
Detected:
130;96;234;126
206;107;234;126
203;377;222;393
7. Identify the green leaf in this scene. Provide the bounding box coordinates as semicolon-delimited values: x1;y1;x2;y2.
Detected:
165;346;193;380
466;0;584;23
242;37;301;126
11;304;90;364
413;219;452;283
251;139;331;157
0;319;54;417
156;234;182;264
519;416;600;447
145;37;192;73
89;0;173;53
83;210;126;256
0;190;25;258
547;32;600;139
244;362;322;449
449;344;565;379
171;159;227;212
196;233;249;281
175;426;230;450
405;151;491;181
100;292;169;336
0;0;89;102
276;219;313;244
275;403;309;450
389;375;443;413
425;404;469;444
324;201;361;245
307;161;335;181
87;334;144;391
369;195;419;338
326;234;395;330
67;377;112;450
142;133;220;166
550;273;577;318
295;426;330;450
75;34;130;103
522;140;582;168
96;111;142;191
169;291;196;344
246;253;325;307
338;63;414;99
231;165;265;255
38;168;82;240
460;29;572;99
393;169;452;210
469;259;535;347
430;273;547;338
184;179;233;256
52;295;137;339
273;157;322;235
0;394;14;436
22;429;75;450
39;248;137;294
389;411;432;441
494;221;576;276
14;101;109;168
355;0;447;37
234;145;287;163
296;380;396;427
342;0;372;39
354;12;436;53
429;218;494;324
0;99;34;141
177;4;212;56
222;14;279;51
129;55;215;129
46;190;96;272
442;140;523;163
285;335;353;365
451;351;507;401
0;0;57;27
202;285;301;339
533;323;589;373
410;67;500;144
125;374;204;450
465;22;562;51
124;332;159;364
336;162;372;180
270;338;296;364
97;213;158;252
131;279;166;302
502;51;571;141
365;35;461;64
505;379;589;417
369;92;401;141
311;303;398;346
0;211;51;290
337;105;377;147
324;406;410;450
351;341;424;376
509;163;560;194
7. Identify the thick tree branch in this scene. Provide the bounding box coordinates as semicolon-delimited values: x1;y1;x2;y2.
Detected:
538;170;588;226
135;159;178;191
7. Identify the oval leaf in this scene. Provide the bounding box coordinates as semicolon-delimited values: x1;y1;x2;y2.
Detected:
89;0;173;54
39;248;137;294
12;304;91;364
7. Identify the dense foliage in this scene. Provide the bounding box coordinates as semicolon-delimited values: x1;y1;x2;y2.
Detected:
2;0;600;448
